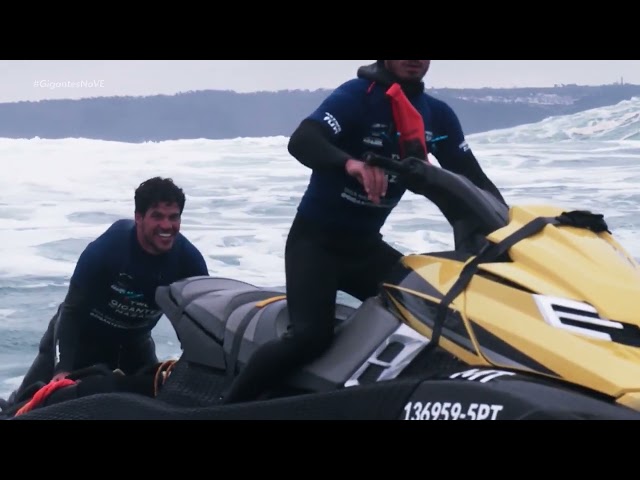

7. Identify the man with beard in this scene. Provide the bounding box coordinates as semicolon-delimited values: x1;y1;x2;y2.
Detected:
2;177;209;408
221;60;506;403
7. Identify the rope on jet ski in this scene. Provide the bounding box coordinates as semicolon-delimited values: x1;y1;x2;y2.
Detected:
14;378;77;416
153;359;178;397
426;210;611;356
363;152;613;357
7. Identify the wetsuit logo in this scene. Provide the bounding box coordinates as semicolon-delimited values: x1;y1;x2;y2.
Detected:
323;112;342;135
111;281;144;299
89;273;162;330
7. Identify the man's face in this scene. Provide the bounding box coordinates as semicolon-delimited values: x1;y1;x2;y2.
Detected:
135;201;182;255
385;60;431;81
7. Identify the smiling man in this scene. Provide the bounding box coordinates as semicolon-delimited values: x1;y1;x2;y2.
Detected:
5;177;209;406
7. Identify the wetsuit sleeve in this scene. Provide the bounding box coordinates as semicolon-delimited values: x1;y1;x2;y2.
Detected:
54;242;107;374
184;244;209;277
288;81;365;170
432;102;507;205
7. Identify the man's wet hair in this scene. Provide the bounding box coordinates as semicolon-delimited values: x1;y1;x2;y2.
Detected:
134;177;186;215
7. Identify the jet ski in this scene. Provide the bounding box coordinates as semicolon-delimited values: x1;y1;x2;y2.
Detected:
5;153;640;420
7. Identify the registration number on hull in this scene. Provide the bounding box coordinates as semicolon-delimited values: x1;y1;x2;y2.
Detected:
402;401;503;420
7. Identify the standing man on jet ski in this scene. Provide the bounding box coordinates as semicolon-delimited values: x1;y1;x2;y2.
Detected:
222;60;506;403
4;177;210;407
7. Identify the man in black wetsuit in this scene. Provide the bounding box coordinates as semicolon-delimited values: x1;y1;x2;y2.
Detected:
3;177;210;407
222;60;506;403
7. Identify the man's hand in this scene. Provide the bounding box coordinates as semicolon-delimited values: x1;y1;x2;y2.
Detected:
345;159;387;204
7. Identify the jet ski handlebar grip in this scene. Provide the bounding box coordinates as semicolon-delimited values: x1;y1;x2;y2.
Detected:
362;152;412;175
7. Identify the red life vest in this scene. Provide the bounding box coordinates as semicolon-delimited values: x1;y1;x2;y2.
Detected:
385;83;429;162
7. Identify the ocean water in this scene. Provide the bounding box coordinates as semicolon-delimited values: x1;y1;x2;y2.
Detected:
1;97;639;398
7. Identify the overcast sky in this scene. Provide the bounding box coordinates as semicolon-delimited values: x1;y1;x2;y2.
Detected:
1;60;638;103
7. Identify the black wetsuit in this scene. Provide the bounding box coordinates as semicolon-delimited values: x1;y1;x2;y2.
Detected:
223;61;506;403
11;219;209;403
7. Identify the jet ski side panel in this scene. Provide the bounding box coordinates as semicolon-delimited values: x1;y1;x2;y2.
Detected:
9;364;640;420
399;367;640;420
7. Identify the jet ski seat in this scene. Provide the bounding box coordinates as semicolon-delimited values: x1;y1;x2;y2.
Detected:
156;276;406;393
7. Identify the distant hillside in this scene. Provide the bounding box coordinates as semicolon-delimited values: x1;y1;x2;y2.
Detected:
0;83;638;142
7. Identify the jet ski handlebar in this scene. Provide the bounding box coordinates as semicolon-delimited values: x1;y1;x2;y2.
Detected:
362;152;417;175
363;150;511;243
